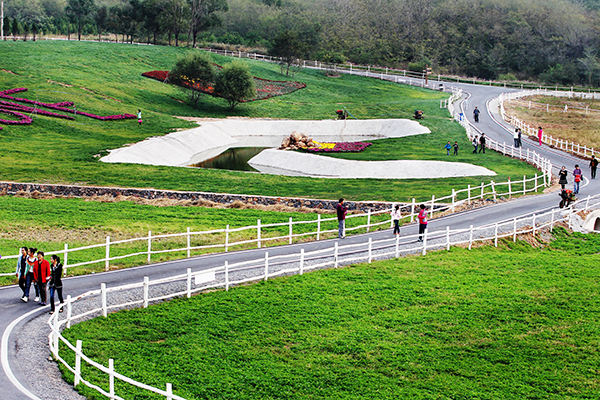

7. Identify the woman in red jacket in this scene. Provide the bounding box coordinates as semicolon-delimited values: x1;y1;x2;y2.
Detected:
33;251;51;306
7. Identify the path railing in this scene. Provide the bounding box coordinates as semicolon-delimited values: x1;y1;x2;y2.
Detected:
47;192;600;400
498;89;598;159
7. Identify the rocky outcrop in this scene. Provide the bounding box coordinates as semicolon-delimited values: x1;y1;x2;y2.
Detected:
279;131;315;150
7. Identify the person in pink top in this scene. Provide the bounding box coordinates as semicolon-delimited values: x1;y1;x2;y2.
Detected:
417;204;427;242
538;126;543;146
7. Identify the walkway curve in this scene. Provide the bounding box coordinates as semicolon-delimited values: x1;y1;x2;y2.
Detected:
2;78;599;400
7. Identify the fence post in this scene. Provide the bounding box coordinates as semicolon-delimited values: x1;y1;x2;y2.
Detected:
186;268;192;298
494;223;498;247
166;382;173;400
334;242;339;268
550;209;555;232
52;312;59;358
468;225;474;250
523;175;527;194
257;219;261;249
446;226;450;251
395;235;400;258
410;198;416;222
289;217;293;244
534;173;538;190
74;340;82;387
367;209;371;233
61;243;69;277
187;227;191;258
430;195;435;219
317;214;321;241
101;283;107;317
585;195;591;211
109;359;115;400
451;189;456;212
467;185;471;205
225;225;229;252
143;276;149;308
422;229;428;255
480;182;484;199
224;261;229;291
147;231;152;263
300;249;304;275
264;252;269;281
66;295;72;329
105;236;110;272
491;181;497;201
532;214;537;236
508;177;512;199
513;218;517;242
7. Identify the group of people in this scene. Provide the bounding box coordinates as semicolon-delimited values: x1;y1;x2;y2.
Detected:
15;247;65;314
444;141;460;155
558;164;584;194
472;133;486;153
513;128;523;147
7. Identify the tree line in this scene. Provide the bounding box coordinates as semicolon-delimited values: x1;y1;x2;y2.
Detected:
4;0;600;86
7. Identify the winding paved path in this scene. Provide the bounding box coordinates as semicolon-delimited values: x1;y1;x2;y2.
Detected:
1;80;597;399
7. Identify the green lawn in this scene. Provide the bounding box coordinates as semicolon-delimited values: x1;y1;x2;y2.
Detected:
0;40;540;202
59;228;600;399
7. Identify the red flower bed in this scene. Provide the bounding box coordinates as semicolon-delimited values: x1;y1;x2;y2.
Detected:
307;142;373;153
0;87;136;128
142;68;306;102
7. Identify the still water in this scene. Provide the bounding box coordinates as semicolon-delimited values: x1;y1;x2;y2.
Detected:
191;147;267;171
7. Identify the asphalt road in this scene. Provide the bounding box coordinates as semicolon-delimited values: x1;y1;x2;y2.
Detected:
1;79;598;400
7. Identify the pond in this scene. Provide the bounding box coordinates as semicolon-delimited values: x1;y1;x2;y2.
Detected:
190;147;268;172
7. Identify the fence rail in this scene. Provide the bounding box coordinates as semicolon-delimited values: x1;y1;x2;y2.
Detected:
47;192;600;400
499;89;599;159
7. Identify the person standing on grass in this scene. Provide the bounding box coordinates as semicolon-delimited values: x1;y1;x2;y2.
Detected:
473;106;480;122
336;198;347;239
48;255;64;314
26;248;39;302
33;251;51;306
16;246;30;302
479;133;486;153
538;127;543;146
513;129;520;147
453;141;459;155
573;164;583;194
472;136;478;153
137;109;143;126
391;204;402;236
444;141;452;155
589;155;598;179
417;204;428;242
558;166;568;189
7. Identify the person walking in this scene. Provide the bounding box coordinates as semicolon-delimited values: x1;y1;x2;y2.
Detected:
518;128;522;147
558;166;568;189
137;109;143;126
16;246;30;302
453;141;459;155
48;255;64;314
537;127;543;146
33;250;51;306
417;204;428;242
513;129;520;147
26;248;39;302
336;198;347;239
444;141;452;155
479;133;486;153
589;155;598;179
473;107;480;123
472;136;478;153
391;204;401;236
573;165;583;194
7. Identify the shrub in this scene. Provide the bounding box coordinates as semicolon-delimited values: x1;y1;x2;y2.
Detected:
214;62;256;110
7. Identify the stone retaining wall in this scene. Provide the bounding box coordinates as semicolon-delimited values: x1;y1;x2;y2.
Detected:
0;181;407;212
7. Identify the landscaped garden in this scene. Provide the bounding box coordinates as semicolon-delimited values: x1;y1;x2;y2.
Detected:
59;228;600;399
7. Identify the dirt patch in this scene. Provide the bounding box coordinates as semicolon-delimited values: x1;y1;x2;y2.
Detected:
1;69;17;75
47;80;73;87
81;87;121;102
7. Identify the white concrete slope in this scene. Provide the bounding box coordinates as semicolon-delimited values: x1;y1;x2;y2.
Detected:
248;149;496;178
100;118;431;167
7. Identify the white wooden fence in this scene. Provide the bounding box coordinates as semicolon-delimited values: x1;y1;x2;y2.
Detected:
499;89;599;159
46;192;600;400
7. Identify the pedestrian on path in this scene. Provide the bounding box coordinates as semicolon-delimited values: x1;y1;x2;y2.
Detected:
589;155;598;179
453;141;459;155
558;166;568;189
473;107;480;122
538;127;543;146
16;246;30;302
33;251;51;306
573;165;582;194
513;129;520;147
391;205;401;236
479;133;486;153
336;198;347;239
417;204;428;242
48;255;64;314
472;136;478;153
444;141;452;155
26;248;39;302
518;128;522;147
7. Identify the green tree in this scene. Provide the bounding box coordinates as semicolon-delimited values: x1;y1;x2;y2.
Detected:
158;0;189;46
22;22;30;41
214;61;256;110
66;0;95;41
94;6;108;42
187;0;228;48
269;30;305;76
12;18;21;41
3;17;10;40
169;52;215;106
31;22;39;41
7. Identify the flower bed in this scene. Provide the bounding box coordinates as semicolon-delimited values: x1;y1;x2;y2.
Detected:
0;87;136;128
142;68;306;102
307;142;372;153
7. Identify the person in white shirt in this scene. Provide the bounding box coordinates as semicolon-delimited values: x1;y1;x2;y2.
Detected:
391;205;402;236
